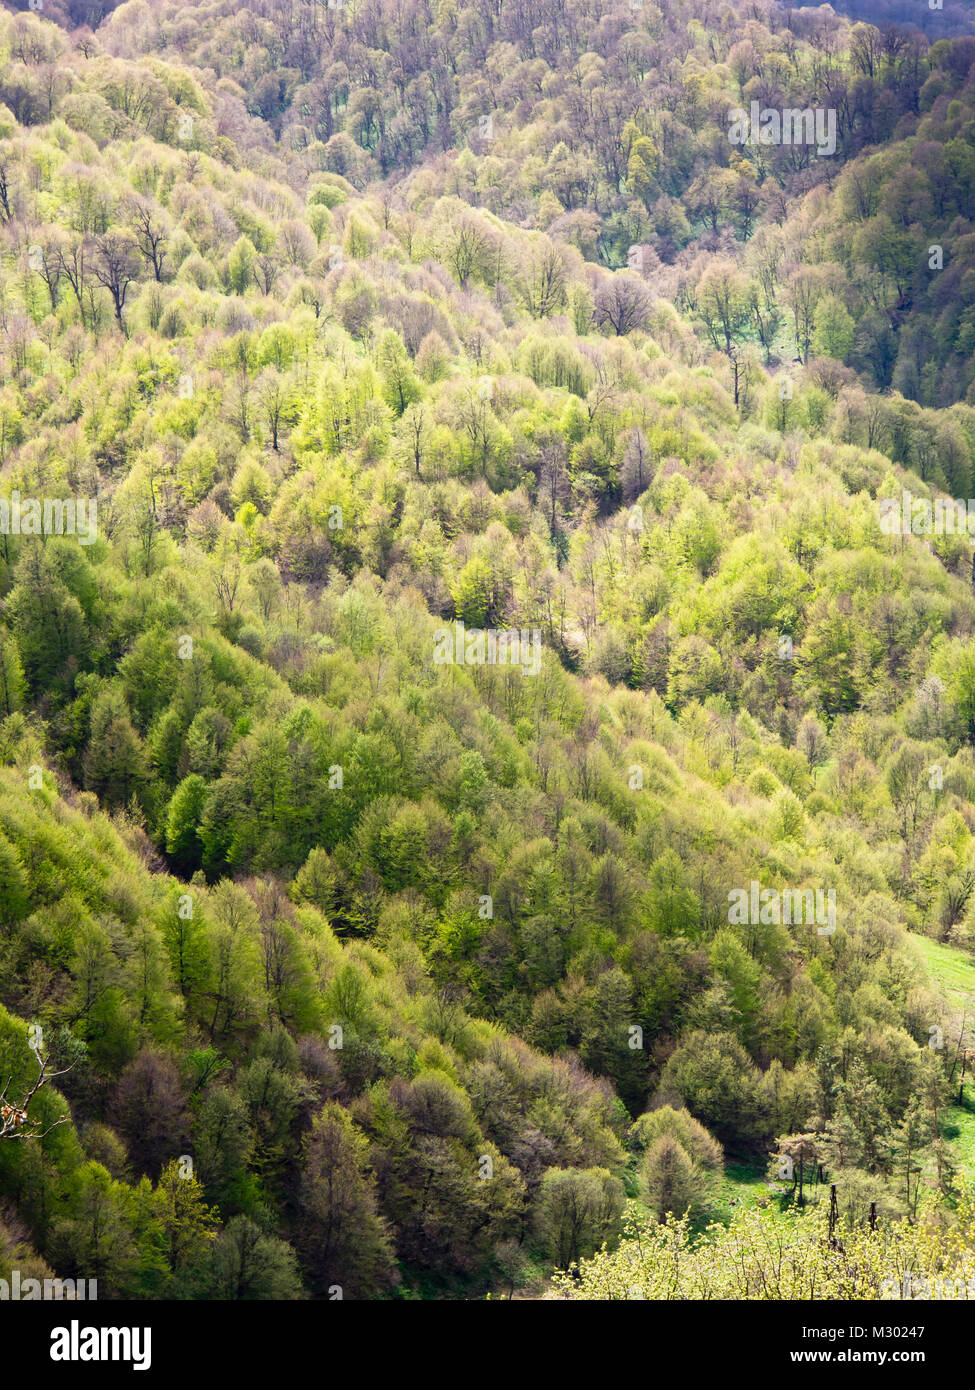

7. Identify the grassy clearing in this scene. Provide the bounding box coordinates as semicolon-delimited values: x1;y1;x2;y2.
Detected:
942;1100;975;1172
705;1161;807;1227
909;932;975;1182
910;934;975;1008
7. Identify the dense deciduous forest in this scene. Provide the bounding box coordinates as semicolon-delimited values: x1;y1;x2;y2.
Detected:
1;0;975;1307
799;1;975;39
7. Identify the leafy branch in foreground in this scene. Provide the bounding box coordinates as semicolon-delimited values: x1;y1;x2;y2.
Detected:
549;1189;975;1300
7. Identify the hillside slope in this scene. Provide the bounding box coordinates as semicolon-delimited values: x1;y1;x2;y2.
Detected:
0;0;975;1299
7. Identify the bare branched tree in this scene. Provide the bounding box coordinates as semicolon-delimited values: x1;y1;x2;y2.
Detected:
0;1037;72;1141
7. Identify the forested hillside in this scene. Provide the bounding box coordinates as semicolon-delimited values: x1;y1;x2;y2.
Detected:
1;0;975;1304
799;1;975;39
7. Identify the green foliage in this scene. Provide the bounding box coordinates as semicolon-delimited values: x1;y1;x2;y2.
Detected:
0;0;972;1304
